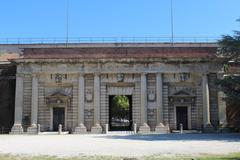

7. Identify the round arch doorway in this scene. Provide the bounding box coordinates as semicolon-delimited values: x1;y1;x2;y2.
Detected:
109;95;133;131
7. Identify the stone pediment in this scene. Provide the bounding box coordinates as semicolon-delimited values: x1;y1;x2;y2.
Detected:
170;90;195;97
46;91;71;98
46;91;72;105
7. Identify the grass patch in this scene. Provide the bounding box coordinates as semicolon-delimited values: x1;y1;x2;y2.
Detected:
144;153;240;160
0;153;240;160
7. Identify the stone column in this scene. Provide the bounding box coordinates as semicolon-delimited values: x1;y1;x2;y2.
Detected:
202;73;213;132
138;73;150;133
217;74;228;129
27;74;39;134
155;73;169;133
10;74;24;134
75;73;87;134
91;73;102;133
218;91;227;126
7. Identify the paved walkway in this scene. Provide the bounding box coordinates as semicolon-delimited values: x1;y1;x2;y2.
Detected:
0;133;240;157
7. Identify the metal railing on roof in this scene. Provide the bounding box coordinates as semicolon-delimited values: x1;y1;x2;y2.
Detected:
0;36;220;44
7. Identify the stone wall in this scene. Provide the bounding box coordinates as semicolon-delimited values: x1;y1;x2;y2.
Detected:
209;73;219;128
22;74;32;131
38;82;50;131
147;74;157;131
17;59;222;132
84;74;94;131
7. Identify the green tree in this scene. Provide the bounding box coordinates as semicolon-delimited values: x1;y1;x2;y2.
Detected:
112;96;130;119
217;18;240;105
113;95;129;110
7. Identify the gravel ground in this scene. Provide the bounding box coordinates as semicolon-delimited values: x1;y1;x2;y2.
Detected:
0;133;240;157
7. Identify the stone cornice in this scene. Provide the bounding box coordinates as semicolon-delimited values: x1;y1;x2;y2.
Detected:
14;57;225;64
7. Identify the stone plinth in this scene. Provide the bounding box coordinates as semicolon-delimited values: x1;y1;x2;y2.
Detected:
27;124;38;134
91;123;102;134
75;123;87;134
10;124;23;134
203;124;215;133
138;123;151;134
155;123;169;134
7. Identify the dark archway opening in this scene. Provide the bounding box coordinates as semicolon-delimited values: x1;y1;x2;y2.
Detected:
109;95;132;131
0;64;16;134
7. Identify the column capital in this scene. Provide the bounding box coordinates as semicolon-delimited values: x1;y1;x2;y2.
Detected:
94;72;101;77
141;72;147;76
78;73;85;77
32;73;39;78
202;73;209;77
16;73;24;78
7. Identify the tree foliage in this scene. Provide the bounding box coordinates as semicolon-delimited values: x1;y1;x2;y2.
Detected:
217;75;240;105
112;95;129;110
111;96;130;119
217;18;240;105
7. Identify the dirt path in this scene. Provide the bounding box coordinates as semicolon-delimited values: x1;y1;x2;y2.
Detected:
0;133;240;157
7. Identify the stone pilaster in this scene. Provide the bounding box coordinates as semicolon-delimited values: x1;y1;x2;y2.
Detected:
10;73;24;134
155;73;169;133
139;73;150;133
75;73;87;134
202;73;214;132
218;91;227;124
27;74;39;134
217;74;229;132
91;73;102;133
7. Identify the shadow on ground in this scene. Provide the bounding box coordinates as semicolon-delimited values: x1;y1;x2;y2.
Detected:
96;133;240;142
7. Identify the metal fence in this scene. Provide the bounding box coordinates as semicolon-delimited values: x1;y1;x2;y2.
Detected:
0;127;11;134
0;36;220;44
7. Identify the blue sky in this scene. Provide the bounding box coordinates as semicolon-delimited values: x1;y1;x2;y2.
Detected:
0;0;239;39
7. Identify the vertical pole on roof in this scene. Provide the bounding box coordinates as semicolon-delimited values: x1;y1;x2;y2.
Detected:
66;0;69;47
170;0;174;46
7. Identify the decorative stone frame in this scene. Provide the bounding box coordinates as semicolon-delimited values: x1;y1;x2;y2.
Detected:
169;90;195;130
46;93;71;131
173;104;192;130
106;83;135;127
50;105;68;131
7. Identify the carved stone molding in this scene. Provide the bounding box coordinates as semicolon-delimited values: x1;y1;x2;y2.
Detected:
148;89;156;101
179;73;190;82
85;89;93;102
116;73;124;82
107;86;134;95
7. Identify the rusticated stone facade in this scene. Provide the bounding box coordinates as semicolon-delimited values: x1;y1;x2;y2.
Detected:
9;43;228;134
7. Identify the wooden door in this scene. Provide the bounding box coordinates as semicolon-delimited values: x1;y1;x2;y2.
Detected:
53;108;65;131
176;107;188;130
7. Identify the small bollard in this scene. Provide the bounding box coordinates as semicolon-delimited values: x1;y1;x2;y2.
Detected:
105;124;109;134
180;123;183;134
58;124;62;135
37;124;41;134
133;123;137;134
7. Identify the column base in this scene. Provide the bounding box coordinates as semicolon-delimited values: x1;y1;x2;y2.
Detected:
91;123;102;134
155;123;169;134
27;124;38;135
218;123;231;133
74;123;87;134
138;123;151;134
203;123;215;133
10;124;23;134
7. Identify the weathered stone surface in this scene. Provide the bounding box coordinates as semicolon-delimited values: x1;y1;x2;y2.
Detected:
138;123;151;134
10;124;23;134
27;124;38;134
74;123;87;134
91;123;102;134
155;123;170;134
6;43;226;134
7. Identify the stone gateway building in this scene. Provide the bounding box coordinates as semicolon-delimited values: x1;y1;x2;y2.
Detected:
7;43;227;134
